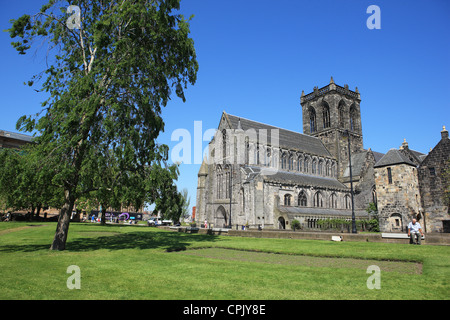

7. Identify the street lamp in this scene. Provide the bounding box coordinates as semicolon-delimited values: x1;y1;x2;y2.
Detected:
344;129;357;234
229;164;232;229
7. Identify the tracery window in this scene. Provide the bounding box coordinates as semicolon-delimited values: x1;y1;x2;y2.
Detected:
309;107;317;133
284;194;292;206
298;191;307;207
314;191;323;207
323;104;330;128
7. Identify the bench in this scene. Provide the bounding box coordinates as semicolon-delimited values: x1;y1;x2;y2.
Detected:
185;227;199;234
381;233;425;240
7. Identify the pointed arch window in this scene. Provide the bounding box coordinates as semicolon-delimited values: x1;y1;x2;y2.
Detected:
281;152;287;170
314;191;323;207
312;159;317;174
284;194;292;206
298;191;307;207
344;194;351;209
309;107;317;133
318;159;324;175
330;193;337;208
222;129;227;164
288;155;294;170
323;104;330;129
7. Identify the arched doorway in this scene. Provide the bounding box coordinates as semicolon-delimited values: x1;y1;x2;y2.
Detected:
215;206;228;228
278;217;286;230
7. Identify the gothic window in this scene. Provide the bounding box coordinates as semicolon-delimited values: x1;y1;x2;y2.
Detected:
284;194;292;206
372;186;377;204
387;167;393;184
222;129;227;164
241;188;245;214
265;148;270;166
330;193;337;208
314;192;323;207
225;171;229;199
289;155;294;170
304;158;309;173
323;104;330;129
318;159;323;175
331;162;336;177
245;137;250;164
309;107;317;133
344;195;351;209
256;145;260;165
312;159;317;174
325;160;330;176
281;153;287;170
298;191;307;207
297;156;302;171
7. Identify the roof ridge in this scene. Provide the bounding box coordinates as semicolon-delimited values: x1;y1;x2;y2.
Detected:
225;112;321;141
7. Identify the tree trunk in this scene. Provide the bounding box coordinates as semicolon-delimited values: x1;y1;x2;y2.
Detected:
100;205;107;226
50;190;75;251
35;204;42;218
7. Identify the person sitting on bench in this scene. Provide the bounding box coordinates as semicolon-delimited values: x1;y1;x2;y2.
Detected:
407;218;424;245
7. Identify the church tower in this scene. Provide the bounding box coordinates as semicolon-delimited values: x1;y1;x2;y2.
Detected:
300;77;364;179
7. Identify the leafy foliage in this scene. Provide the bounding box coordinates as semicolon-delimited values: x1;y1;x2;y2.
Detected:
7;0;198;250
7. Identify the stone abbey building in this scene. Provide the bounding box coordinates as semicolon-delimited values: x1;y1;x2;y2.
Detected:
196;78;450;233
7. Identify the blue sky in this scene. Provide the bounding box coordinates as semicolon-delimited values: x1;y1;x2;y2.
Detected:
1;0;449;214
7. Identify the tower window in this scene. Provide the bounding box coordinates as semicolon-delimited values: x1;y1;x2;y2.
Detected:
323;105;330;129
309;108;317;133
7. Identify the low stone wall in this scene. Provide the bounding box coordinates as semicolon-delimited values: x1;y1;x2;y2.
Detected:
226;229;450;245
158;226;450;245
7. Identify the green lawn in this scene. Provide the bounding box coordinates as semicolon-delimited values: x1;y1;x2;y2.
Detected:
0;222;449;300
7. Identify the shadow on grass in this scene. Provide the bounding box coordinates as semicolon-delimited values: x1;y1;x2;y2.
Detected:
0;227;220;253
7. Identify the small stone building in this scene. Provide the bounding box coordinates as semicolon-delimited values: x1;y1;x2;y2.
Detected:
374;148;422;232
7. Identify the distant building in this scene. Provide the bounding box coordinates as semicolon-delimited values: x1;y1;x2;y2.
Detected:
0;130;33;150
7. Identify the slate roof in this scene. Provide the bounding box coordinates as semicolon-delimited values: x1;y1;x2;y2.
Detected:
374;148;417;168
241;166;348;190
223;113;332;158
343;151;368;177
277;206;368;218
342;150;385;178
263;170;348;190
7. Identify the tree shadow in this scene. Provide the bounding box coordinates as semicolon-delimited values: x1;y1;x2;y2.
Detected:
0;228;221;253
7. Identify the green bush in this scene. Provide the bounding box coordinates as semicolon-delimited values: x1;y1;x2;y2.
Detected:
291;219;301;231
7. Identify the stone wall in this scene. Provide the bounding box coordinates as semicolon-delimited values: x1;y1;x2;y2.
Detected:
418;129;450;233
375;163;421;232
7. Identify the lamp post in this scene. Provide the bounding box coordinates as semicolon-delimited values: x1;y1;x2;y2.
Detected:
229;164;232;229
345;130;357;234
